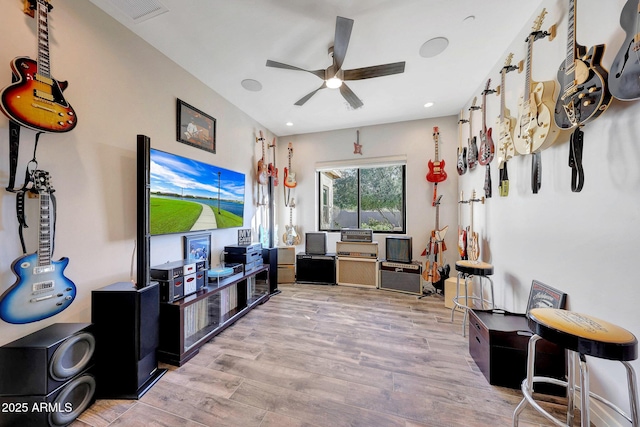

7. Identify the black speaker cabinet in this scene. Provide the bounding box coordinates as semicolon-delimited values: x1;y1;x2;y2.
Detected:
0;323;96;427
91;281;166;399
0;323;94;396
296;253;336;285
0;374;97;427
262;247;278;294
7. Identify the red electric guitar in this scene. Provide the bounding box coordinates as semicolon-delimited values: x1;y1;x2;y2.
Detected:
478;79;495;166
426;126;447;205
284;142;297;189
0;0;77;133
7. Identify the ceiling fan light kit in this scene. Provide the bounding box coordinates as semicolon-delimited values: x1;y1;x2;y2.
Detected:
266;16;406;109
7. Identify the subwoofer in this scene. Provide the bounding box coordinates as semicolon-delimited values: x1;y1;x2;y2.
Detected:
0;323;95;396
0;323;96;427
0;374;96;427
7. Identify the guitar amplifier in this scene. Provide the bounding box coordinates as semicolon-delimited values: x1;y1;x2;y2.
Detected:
340;228;373;242
379;260;422;295
337;258;378;288
296;253;336;285
336;241;378;258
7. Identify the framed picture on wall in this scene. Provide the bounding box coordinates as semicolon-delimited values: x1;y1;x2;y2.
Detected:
176;98;216;153
183;233;211;267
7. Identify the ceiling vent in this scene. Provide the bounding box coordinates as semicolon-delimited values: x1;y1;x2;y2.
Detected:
107;0;169;23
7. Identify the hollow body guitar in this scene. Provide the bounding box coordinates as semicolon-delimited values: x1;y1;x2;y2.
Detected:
495;54;517;197
0;0;77;133
514;9;564;155
554;0;612;129
609;0;640;101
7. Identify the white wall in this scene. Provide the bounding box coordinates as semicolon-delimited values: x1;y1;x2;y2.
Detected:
0;0;271;345
458;0;639;424
278;117;459;269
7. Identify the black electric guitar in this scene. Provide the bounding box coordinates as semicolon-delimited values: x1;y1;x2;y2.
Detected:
456;111;468;175
467;97;480;170
0;0;77;133
609;0;640;101
554;0;612;129
0;171;76;324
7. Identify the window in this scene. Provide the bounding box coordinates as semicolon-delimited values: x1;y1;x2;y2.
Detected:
318;163;406;233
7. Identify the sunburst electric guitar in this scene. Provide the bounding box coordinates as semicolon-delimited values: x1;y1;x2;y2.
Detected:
0;170;76;324
0;0;77;132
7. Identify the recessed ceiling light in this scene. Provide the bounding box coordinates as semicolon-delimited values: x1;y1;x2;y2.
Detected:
286;122;293;126
241;79;262;92
419;37;449;58
424;102;434;108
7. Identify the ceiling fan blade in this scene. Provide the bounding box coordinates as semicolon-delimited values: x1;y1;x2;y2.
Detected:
333;16;353;71
339;83;363;109
266;60;325;79
343;62;406;80
294;82;327;106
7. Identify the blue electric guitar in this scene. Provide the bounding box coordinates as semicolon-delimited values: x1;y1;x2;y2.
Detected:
0;171;76;324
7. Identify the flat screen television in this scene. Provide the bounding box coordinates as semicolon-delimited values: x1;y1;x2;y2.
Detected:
386;236;412;263
149;148;245;235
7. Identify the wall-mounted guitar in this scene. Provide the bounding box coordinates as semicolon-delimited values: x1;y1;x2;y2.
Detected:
0;170;76;324
284;142;297;206
554;0;612;129
478;79;496;198
283;198;300;246
457;191;467;260
514;8;563;155
256;131;269;186
456;111;468;175
495;53;517;197
466;190;485;262
426;126;447;206
268;137;279;186
0;0;77;132
467;97;480;170
609;0;640;101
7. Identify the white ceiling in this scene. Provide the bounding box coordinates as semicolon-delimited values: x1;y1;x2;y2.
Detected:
88;0;543;136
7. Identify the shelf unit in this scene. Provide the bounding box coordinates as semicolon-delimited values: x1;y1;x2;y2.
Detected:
158;265;269;366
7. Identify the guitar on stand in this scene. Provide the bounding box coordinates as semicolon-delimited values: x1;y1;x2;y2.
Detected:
457;191;467;260
479;79;496;198
496;53;518;197
467;190;485;262
456;111;468;175
609;0;640;101
426;126;447;205
422;195;449;293
284;142;296;206
0;170;76;324
0;0;77;133
283;198;300;246
467;97;480;171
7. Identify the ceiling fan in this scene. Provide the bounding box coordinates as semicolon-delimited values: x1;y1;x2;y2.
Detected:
266;16;405;109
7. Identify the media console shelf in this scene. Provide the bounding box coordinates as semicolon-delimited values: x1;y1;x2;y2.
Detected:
158;265;269;366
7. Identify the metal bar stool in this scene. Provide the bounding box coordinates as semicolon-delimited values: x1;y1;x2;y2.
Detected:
450;260;494;336
513;308;639;426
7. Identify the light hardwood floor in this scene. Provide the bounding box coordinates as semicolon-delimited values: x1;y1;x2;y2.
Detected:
73;283;574;427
